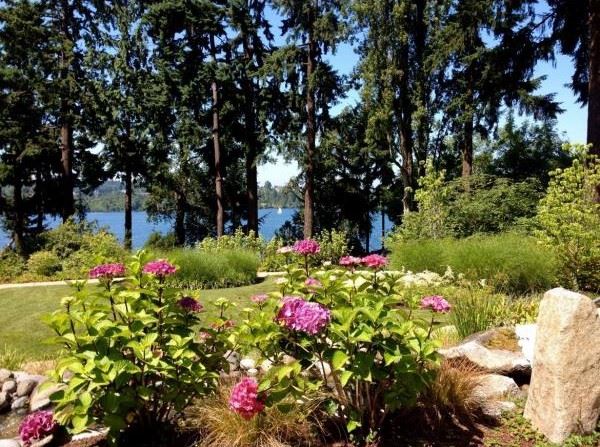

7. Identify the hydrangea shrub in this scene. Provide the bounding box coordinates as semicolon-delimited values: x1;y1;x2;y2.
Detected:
43;251;231;442
231;251;441;443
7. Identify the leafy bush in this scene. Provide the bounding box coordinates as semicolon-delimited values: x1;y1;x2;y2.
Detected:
232;252;440;444
197;228;265;254
26;251;62;277
389;159;543;242
0;249;26;282
44;252;231;443
260;229;349;271
159;248;260;289
536;145;600;291
389;233;558;294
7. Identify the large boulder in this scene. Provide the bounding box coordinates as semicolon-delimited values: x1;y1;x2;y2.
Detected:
439;339;530;379
524;288;600;444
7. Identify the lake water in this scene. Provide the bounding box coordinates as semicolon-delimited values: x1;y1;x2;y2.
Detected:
0;208;393;251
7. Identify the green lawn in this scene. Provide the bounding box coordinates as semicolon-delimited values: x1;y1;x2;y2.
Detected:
0;277;278;361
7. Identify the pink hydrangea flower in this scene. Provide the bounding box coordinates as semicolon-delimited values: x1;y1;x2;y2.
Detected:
88;263;125;279
339;256;361;267
420;295;451;313
293;239;321;255
229;377;265;419
275;296;331;335
251;294;269;304
361;254;388;269
277;246;294;254
177;297;203;313
304;277;322;288
19;411;57;446
143;259;177;277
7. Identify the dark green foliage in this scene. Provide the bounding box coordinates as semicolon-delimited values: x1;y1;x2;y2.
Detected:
389;234;558;293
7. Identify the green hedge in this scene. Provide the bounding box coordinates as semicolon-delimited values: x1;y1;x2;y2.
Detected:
157;248;260;289
389;233;558;294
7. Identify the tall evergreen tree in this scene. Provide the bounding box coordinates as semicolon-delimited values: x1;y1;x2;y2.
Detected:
271;0;348;238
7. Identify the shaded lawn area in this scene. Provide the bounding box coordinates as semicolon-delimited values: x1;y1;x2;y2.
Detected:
0;277;279;361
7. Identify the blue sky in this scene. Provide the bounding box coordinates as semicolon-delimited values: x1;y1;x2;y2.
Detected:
258;17;588;187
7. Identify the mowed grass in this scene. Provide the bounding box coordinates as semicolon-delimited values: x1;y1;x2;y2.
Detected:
0;277;279;362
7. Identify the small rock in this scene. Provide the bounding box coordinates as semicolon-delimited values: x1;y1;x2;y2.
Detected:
0;369;12;383
11;396;28;410
260;359;273;372
1;380;16;394
515;324;537;364
0;391;10;413
480;400;517;421
473;374;519;401
224;350;240;372
16;380;36;397
240;358;256;370
30;436;53;447
30;383;65;412
246;368;259;377
0;439;21;447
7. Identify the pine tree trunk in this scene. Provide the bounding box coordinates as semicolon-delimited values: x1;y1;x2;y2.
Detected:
211;34;224;237
124;167;133;250
461;113;474;177
242;31;259;234
588;0;600;199
60;0;74;221
175;191;186;246
304;28;317;239
35;170;44;232
398;40;414;214
13;172;25;257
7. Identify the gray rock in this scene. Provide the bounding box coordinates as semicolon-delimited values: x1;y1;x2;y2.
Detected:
524;288;600;444
480;400;517;421
10;396;28;410
29;383;64;412
439;340;531;377
0;391;10;413
0;439;21;447
1;380;16;394
30;436;53;447
224;350;240;372
0;369;12;383
473;374;519;401
16;380;36;397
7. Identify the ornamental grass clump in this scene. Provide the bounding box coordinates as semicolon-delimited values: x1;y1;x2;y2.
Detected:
230;242;440;445
43;250;233;444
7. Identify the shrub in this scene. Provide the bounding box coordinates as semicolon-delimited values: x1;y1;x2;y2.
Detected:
198;228;265;254
26;251;62;277
160;248;260;289
536;145;600;291
389;233;558;294
389;159;543;242
0;249;26;281
44;252;231;443
231;250;440;444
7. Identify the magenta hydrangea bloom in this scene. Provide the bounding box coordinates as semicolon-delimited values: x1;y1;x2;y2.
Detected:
251;294;268;304
275;296;331;335
276;246;294;254
339;256;362;267
293;239;321;255
361;254;388;269
177;296;203;313
420;295;452;313
88;263;125;279
229;377;265;419
142;259;177;277
304;277;322;288
19;411;57;446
